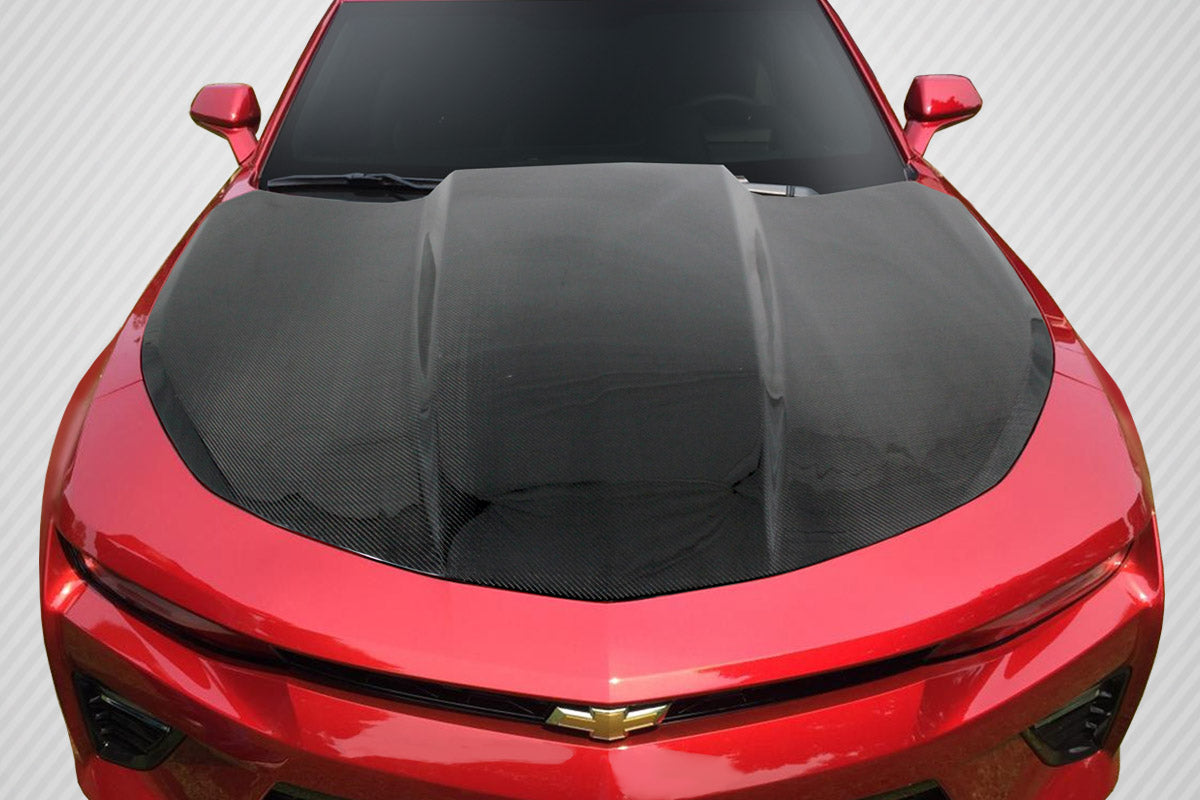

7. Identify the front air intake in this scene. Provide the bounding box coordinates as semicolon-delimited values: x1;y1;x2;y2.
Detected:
74;675;183;771
268;783;947;800
1024;669;1131;766
265;786;347;800
864;782;950;800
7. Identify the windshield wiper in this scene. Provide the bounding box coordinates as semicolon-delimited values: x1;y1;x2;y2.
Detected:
735;177;818;198
266;172;443;196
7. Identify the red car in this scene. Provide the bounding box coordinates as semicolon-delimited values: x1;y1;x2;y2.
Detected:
41;1;1163;799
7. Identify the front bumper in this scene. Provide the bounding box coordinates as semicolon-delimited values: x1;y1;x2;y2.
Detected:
43;528;1162;800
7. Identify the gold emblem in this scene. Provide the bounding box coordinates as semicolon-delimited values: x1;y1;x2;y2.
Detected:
546;704;670;742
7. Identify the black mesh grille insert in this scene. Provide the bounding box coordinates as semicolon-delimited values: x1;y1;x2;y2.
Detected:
1024;669;1131;766
279;650;557;724
665;648;932;722
281;646;933;729
864;784;949;800
263;782;949;800
265;787;348;800
75;675;183;771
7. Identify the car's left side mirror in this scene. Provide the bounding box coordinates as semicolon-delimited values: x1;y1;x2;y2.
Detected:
190;83;261;164
903;75;982;157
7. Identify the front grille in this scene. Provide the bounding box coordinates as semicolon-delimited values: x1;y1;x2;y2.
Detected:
665;648;932;722
279;649;558;724
1024;669;1131;766
281;646;933;730
65;528;937;736
864;783;950;800
75;675;184;770
263;782;947;800
265;786;347;800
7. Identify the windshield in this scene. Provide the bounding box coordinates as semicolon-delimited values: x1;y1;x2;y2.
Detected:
261;0;905;194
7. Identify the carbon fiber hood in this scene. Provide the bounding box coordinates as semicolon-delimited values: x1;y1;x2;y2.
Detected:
143;164;1052;601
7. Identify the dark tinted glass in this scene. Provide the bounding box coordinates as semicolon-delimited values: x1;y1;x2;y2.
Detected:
262;0;905;193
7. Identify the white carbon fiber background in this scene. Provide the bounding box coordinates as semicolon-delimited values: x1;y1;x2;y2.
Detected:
1;2;1196;797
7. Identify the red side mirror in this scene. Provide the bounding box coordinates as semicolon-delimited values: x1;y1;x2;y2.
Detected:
903;75;982;157
190;84;262;164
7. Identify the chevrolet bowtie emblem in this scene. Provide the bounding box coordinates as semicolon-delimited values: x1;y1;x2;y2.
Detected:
546;704;670;742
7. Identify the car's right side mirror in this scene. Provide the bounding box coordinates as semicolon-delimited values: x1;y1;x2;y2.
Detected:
903;75;982;157
190;83;262;165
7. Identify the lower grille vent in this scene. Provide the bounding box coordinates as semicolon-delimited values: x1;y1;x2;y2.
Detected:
266;783;947;800
75;675;183;770
864;784;950;800
265;786;348;800
1024;669;1131;766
